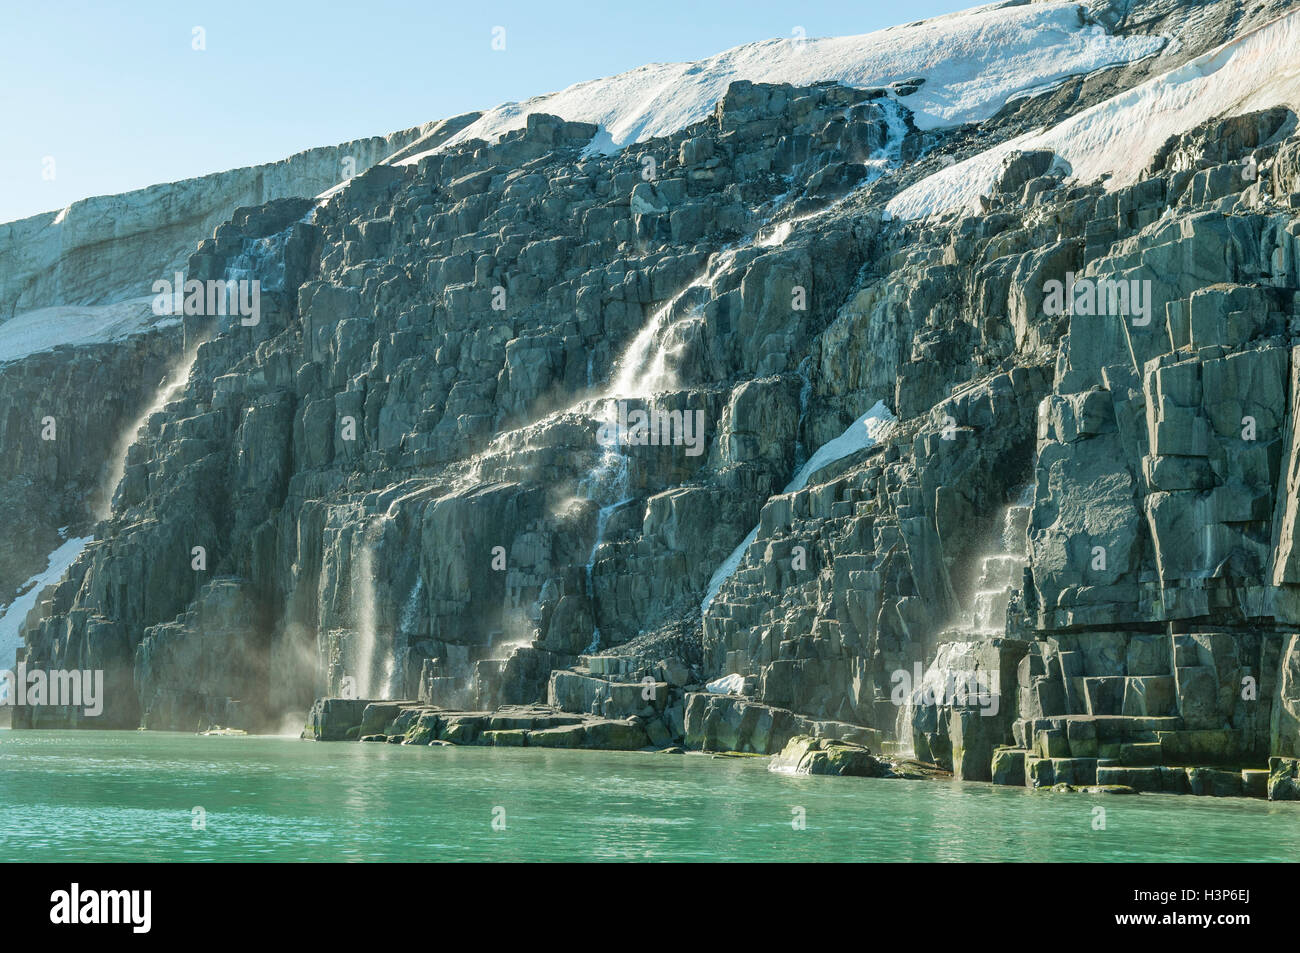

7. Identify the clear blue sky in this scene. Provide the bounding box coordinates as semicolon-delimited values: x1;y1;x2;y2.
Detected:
1;0;978;223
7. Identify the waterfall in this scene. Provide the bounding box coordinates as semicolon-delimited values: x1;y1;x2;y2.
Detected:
599;142;909;404
894;696;917;758
485;125;910;649
577;435;631;654
353;537;377;698
898;641;990;754
99;227;296;522
605;247;738;400
223;230;290;291
488;632;534;661
380;654;398;700
1201;501;1216;577
792;355;813;472
390;576;422;698
893;486;1033;750
951;485;1033;641
580;497;630;654
465;148;905;486
574;244;742;650
399;577;422;633
351;517;394;699
580;227;803;641
94;344;202;521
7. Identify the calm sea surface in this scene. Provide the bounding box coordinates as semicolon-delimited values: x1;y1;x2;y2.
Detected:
2;730;1297;861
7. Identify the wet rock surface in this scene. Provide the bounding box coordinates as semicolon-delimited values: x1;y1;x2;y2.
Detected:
768;734;890;777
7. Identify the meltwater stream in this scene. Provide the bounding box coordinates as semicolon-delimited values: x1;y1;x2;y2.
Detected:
2;731;1298;862
94;344;202;522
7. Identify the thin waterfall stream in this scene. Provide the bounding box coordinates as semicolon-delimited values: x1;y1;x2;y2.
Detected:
894;484;1034;754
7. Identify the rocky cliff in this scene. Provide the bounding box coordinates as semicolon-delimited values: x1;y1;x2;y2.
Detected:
0;118;478;319
8;0;1300;798
0;116;477;651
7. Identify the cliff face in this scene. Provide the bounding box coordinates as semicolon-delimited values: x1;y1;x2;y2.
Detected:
8;0;1300;794
0;117;479;320
0;331;179;579
0;116;477;653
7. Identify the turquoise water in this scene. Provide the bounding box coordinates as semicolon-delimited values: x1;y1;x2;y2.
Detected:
2;730;1298;861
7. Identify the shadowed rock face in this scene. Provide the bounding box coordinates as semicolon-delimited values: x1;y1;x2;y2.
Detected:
0;331;183;610
6;0;1300;798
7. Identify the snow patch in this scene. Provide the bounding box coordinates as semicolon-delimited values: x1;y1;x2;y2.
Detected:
700;525;760;617
706;673;747;694
0;536;92;696
701;401;896;613
888;8;1300;220
783;399;896;496
395;2;1163;165
0;296;175;365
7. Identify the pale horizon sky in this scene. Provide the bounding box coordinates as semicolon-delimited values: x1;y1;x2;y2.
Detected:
0;0;980;224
